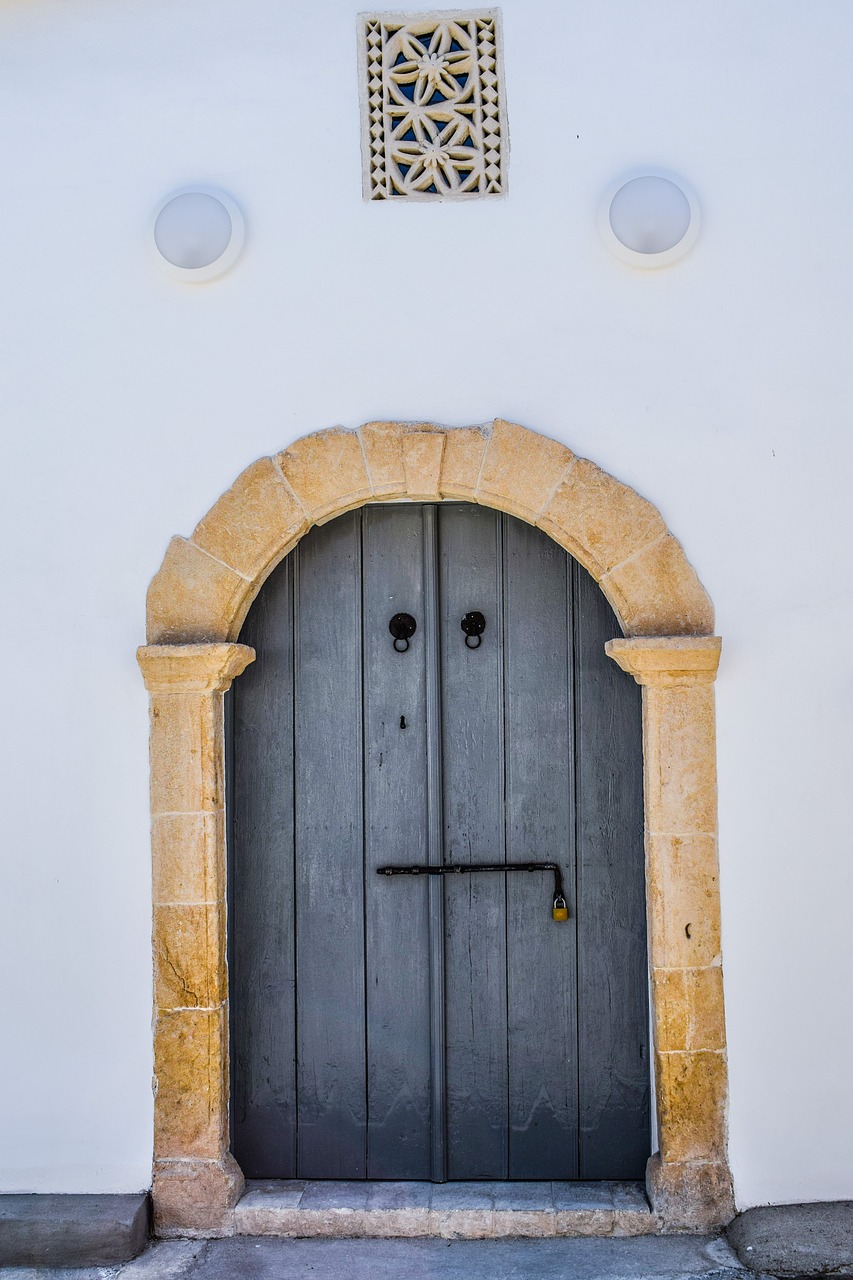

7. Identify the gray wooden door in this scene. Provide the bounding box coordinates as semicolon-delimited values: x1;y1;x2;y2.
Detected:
228;503;649;1182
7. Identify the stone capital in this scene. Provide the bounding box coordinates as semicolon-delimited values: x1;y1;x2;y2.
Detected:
605;636;722;687
137;643;255;695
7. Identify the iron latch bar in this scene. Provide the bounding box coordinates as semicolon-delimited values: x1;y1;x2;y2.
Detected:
377;861;569;920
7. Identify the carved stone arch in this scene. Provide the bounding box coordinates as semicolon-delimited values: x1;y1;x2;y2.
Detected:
145;419;714;644
138;419;733;1236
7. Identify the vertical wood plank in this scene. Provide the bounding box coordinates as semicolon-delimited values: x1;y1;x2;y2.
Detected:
439;504;508;1180
574;558;650;1179
503;517;579;1179
230;555;297;1177
363;505;432;1179
294;513;367;1178
423;505;448;1182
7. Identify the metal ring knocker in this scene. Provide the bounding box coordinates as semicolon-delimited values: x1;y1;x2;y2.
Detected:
389;612;417;653
461;610;486;649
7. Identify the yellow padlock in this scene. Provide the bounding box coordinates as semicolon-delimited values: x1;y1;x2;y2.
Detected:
552;895;569;922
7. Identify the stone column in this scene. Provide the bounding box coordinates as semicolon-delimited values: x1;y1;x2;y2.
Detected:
137;643;255;1235
605;636;734;1231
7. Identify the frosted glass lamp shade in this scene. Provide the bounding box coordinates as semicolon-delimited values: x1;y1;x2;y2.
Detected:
600;173;700;268
152;188;245;281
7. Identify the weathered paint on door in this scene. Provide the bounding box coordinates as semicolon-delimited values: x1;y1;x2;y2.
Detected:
227;503;649;1181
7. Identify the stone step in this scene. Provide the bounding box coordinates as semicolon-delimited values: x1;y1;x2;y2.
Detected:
0;1192;150;1267
232;1180;658;1239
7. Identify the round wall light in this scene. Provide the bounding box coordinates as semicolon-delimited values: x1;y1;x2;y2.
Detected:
152;187;245;282
599;173;700;268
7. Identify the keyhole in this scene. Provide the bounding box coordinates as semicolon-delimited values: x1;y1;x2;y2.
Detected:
400;715;407;730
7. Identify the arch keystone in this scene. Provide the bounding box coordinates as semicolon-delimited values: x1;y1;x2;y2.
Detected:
403;429;446;499
360;420;406;497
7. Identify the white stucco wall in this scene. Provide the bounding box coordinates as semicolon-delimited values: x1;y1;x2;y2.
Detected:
1;0;851;1209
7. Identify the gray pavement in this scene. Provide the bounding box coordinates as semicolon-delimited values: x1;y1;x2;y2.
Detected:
0;1233;772;1280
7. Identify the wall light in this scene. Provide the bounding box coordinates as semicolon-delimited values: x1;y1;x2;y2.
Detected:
599;173;700;268
152;187;245;282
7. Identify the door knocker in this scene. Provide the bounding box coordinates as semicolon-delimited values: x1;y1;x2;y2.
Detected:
389;613;417;652
461;611;486;648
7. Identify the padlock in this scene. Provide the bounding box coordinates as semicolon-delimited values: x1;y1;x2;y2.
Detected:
552;895;569;922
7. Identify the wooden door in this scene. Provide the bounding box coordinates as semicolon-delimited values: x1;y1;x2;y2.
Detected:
228;504;649;1181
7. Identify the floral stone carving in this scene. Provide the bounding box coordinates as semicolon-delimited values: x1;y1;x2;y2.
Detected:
360;10;507;200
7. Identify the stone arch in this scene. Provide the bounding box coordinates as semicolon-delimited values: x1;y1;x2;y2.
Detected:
146;419;714;644
138;419;732;1238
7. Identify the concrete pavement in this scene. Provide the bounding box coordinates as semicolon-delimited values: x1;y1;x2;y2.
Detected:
0;1233;773;1280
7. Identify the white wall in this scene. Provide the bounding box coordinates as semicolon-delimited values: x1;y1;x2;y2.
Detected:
1;0;851;1208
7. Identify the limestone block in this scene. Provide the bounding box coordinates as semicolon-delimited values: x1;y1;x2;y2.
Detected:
154;904;226;1011
346;1209;428;1238
439;424;492;498
431;1209;495;1238
152;812;225;906
643;684;718;835
538;458;666;580
554;1209;615;1237
610;1206;659;1237
286;1209;371;1237
154;1007;229;1160
652;970;690;1053
152;1154;243;1235
655;1049;728;1164
600;534;715;637
359;421;406;497
606;636;722;688
652;966;726;1052
147;692;224;817
686;965;727;1051
137;644;255;696
647;834;722;969
276;428;371;522
146;538;251;645
403;429;446;499
489;1210;555;1238
477;419;574;520
192;457;310;582
646;1153;734;1231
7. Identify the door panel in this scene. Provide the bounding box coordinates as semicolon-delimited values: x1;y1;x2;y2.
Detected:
363;505;432;1179
439;505;508;1180
230;555;297;1176
293;511;366;1178
503;516;578;1179
229;503;649;1181
574;560;648;1178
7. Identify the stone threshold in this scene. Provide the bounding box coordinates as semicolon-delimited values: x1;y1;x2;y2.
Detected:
232;1179;658;1239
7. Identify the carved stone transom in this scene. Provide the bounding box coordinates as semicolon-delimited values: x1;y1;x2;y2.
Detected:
360;10;507;200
